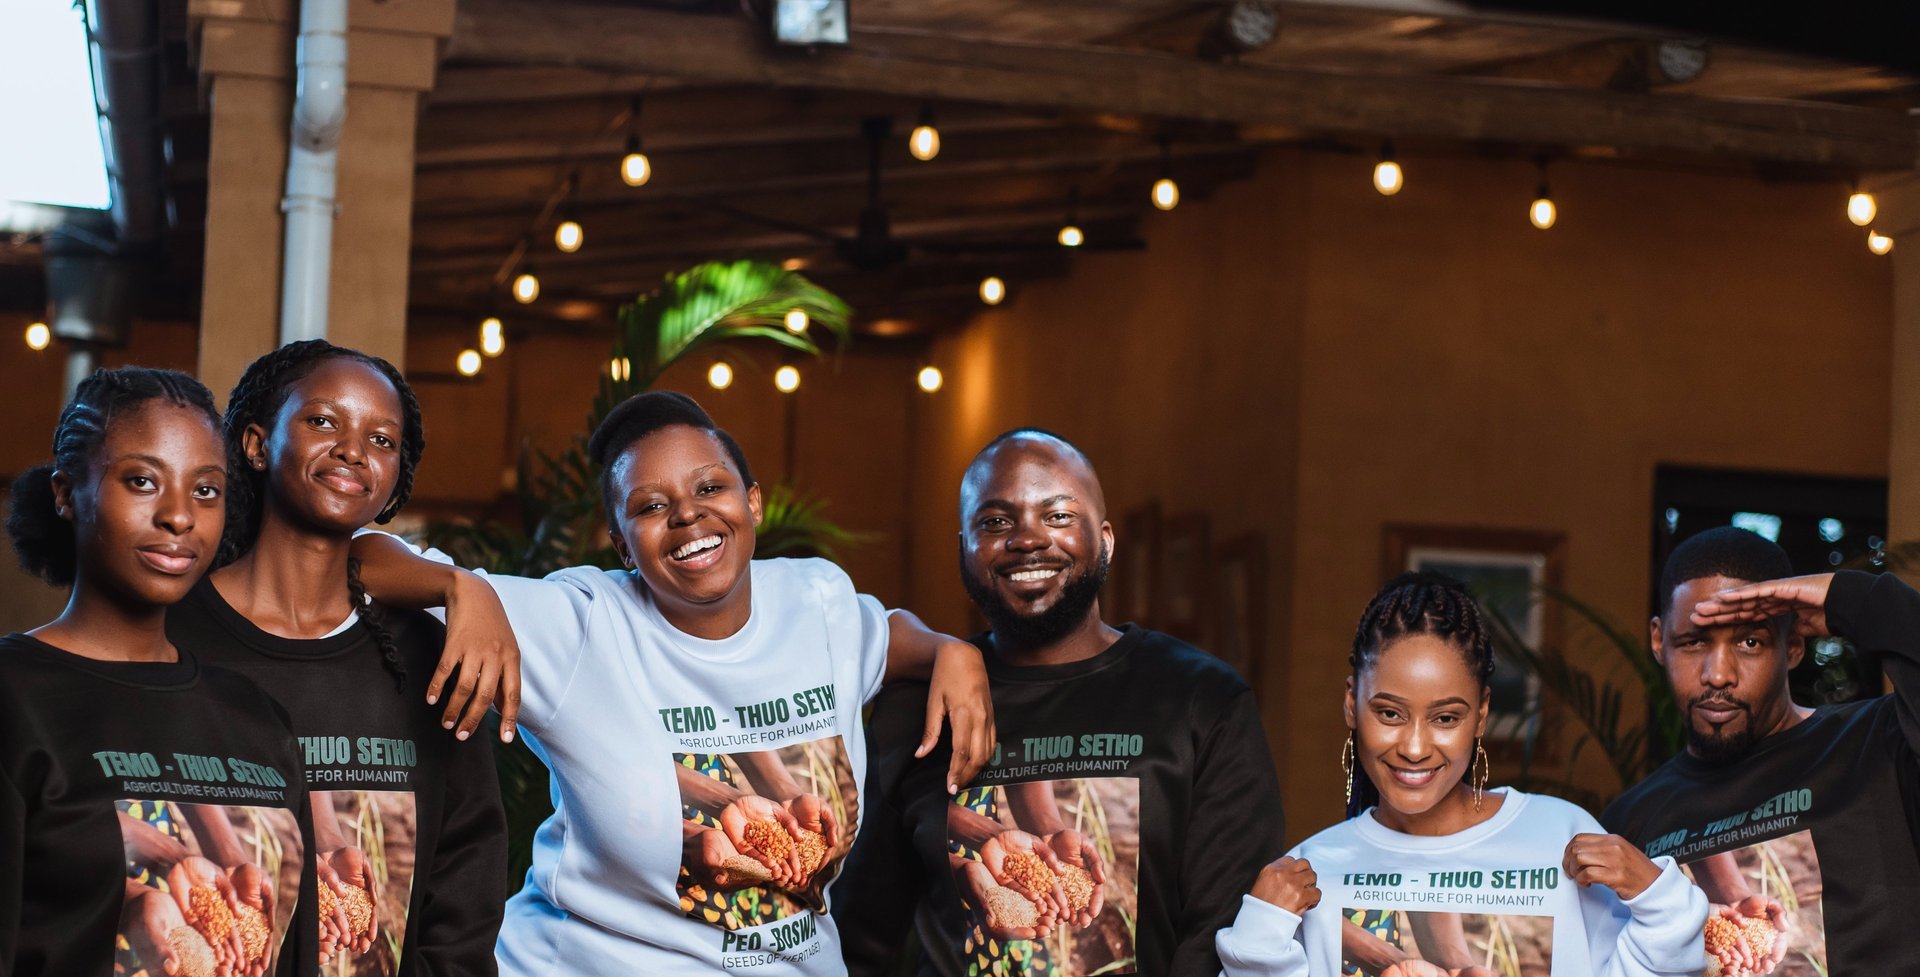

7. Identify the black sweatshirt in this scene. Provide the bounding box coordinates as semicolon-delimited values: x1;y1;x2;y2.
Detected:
834;625;1286;977
167;579;506;977
0;632;313;977
1602;569;1920;976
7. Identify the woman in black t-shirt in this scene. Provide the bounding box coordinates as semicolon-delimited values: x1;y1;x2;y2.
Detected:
168;340;508;975
1;367;311;977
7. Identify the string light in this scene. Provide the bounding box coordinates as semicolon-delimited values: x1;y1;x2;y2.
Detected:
609;356;632;382
1849;188;1877;227
554;218;583;253
1869;229;1895;255
917;366;944;392
774;365;801;393
785;308;809;334
1373;140;1403;196
620;97;651;187
707;362;734;389
479;316;505;357
909;104;940;161
1151;136;1179;211
1529;160;1556;230
979;276;1006;305
1058;187;1083;247
24;321;50;350
456;349;482;377
512;268;540;304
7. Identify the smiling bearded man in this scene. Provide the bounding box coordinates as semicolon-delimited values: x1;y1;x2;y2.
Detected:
835;428;1286;977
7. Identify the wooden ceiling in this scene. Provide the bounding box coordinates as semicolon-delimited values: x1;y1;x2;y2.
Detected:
409;0;1919;336
29;0;1919;338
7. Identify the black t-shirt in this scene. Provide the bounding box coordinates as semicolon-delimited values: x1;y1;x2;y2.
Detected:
0;632;313;977
167;579;505;977
834;625;1286;977
1602;569;1920;976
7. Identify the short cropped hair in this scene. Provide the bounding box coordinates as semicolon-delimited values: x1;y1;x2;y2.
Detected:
1657;526;1794;615
588;391;754;525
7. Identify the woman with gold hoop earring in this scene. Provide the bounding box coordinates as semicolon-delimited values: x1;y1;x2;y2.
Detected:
1218;572;1706;977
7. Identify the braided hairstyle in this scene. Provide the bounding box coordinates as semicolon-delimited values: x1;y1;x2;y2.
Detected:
1346;571;1497;819
8;368;220;586
220;340;426;691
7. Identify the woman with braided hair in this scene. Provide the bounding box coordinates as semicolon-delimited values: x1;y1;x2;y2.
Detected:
164;340;508;975
2;367;311;977
1215;572;1707;977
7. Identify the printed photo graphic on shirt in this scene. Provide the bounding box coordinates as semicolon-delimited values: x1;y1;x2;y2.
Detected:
1675;829;1825;977
675;736;859;943
1339;907;1553;977
115;799;303;977
312;789;419;975
945;777;1142;977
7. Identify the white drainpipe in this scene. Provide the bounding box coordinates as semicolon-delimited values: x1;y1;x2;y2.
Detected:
279;0;348;344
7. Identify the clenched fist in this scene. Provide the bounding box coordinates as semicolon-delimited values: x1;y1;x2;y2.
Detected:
1249;855;1321;916
1563;833;1661;901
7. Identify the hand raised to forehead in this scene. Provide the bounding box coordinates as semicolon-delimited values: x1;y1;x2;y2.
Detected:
1689;573;1832;638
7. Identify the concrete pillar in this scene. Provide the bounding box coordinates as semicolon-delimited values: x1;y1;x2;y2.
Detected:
189;0;454;400
1880;172;1920;545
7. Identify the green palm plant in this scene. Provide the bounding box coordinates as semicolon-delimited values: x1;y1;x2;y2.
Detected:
423;259;858;891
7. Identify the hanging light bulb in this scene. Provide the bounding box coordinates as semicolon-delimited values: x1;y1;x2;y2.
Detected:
1869;229;1895;255
909;104;940;161
1058;187;1084;247
917;366;944;392
979;276;1006;305
774;365;801;393
554;218;583;253
1151;136;1179;211
609;356;632;382
512;268;540;303
456;349;482;377
1372;140;1403;196
479;316;505;357
1529;160;1556;230
785;308;809;334
620;97;651;187
1849;188;1877;227
707;362;734;389
24;321;51;351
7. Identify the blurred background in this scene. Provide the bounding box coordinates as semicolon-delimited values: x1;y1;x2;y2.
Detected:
5;0;1920;839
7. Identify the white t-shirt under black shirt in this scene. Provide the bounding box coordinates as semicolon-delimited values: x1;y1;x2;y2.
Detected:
408;546;892;977
1216;789;1705;977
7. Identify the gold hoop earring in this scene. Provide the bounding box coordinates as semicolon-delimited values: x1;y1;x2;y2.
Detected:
1341;732;1356;807
1472;738;1490;811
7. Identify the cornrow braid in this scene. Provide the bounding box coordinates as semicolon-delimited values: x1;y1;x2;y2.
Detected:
346;557;407;692
218;339;426;568
1345;570;1497;819
8;368;220;585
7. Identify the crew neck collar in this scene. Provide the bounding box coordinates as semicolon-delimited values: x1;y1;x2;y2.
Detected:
973;623;1145;684
184;577;367;661
2;631;201;690
1348;787;1524;852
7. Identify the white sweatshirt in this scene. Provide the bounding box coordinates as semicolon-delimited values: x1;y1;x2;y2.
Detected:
1216;789;1705;977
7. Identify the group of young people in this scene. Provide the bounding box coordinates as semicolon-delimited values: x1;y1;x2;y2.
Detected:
4;345;1919;977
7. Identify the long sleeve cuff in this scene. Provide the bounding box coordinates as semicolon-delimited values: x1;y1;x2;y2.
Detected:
1215;895;1307;977
1616;857;1708;975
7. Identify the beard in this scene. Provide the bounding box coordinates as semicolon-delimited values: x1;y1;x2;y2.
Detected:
961;542;1111;652
1686;693;1761;763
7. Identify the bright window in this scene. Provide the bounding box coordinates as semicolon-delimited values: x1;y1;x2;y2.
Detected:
0;0;111;210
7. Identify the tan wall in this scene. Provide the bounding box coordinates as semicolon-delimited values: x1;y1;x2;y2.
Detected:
912;148;1894;841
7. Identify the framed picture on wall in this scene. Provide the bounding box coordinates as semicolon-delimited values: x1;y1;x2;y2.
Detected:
1381;524;1566;756
1110;501;1161;625
1158;513;1211;641
1212;533;1267;691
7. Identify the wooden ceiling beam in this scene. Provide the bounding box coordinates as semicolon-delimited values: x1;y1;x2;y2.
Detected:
448;0;1918;170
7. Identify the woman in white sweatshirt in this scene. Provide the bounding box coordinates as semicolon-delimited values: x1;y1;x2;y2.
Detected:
1217;572;1706;977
